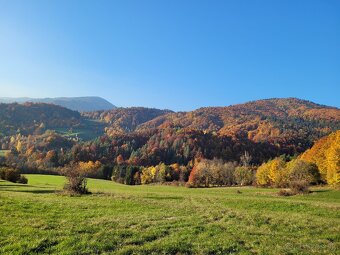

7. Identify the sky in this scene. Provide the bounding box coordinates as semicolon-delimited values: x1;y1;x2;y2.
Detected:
0;0;339;111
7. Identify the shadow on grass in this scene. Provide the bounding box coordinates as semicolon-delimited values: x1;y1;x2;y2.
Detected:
145;196;184;200
0;186;56;194
0;184;33;187
311;189;330;193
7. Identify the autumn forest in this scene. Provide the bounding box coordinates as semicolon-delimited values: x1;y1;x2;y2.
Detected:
0;97;339;190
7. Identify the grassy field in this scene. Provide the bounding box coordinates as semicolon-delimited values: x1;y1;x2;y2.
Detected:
0;175;339;255
55;119;105;141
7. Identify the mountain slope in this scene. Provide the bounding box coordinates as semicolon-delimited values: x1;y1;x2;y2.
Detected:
83;107;173;134
0;103;82;136
137;98;340;145
0;97;339;170
0;97;115;112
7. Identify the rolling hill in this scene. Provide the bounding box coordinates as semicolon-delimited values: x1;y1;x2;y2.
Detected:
0;96;115;112
137;98;340;145
0;102;82;136
83;107;173;134
0;103;104;140
0;97;339;168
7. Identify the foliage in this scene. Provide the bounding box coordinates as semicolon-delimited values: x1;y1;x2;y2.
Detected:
256;157;287;187
140;163;175;184
256;157;322;189
0;99;339;184
62;165;89;194
188;159;239;187
112;165;141;185
0;167;27;184
289;180;310;194
0;102;82;136
83;107;172;134
285;159;320;185
234;166;255;186
17;175;28;184
301;130;340;186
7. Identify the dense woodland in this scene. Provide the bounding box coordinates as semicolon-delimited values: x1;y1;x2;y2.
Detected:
0;98;339;188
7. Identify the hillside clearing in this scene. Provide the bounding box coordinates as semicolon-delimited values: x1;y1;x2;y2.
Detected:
0;175;339;254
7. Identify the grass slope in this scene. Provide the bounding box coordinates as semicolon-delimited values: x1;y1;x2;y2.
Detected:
0;175;339;254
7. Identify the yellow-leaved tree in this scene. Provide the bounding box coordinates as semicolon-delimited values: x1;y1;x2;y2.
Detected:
256;157;286;187
300;130;340;185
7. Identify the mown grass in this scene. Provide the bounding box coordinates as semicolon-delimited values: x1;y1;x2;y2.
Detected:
0;175;339;255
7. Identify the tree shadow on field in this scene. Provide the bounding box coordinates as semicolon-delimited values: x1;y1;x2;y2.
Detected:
145;195;184;200
311;189;330;193
0;184;33;187
0;186;56;194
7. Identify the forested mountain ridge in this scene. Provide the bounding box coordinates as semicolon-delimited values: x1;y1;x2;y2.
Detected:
0;98;339;175
0;96;115;112
83;107;173;135
0;103;82;136
137;98;340;145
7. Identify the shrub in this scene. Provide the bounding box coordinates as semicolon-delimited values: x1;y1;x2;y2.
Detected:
0;167;27;184
256;158;287;187
185;182;195;188
62;165;89;195
256;157;321;189
286;159;321;185
289;180;310;194
278;189;294;196
188;160;213;187
212;161;236;186
17;175;28;184
234;166;255;186
188;159;238;187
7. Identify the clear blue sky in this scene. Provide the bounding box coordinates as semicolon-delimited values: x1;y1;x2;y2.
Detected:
0;0;339;111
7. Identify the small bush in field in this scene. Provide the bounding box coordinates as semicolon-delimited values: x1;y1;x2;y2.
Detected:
278;181;310;196
62;165;90;195
185;182;195;188
0;167;27;184
289;180;310;194
17;175;28;184
278;189;294;196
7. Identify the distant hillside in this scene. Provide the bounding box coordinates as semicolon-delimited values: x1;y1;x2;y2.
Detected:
137;98;340;148
83;107;173;134
0;97;339;171
0;96;115;112
0;103;82;136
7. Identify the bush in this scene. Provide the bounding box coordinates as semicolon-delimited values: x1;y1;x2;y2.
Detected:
256;157;321;190
62;165;89;195
278;189;294;196
112;165;141;185
188;159;237;187
17;175;28;184
256;157;287;187
0;167;27;184
185;182;194;188
289;180;310;194
286;159;320;185
234;166;255;186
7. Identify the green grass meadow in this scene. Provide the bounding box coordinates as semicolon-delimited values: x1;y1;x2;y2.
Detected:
0;175;339;254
